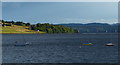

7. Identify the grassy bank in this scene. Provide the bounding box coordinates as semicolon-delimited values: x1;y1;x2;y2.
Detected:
0;25;46;34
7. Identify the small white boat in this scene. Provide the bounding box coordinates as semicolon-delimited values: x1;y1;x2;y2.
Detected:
25;42;30;45
106;43;114;46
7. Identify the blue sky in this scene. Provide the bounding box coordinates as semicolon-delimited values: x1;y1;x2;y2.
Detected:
0;2;1;20
2;2;118;24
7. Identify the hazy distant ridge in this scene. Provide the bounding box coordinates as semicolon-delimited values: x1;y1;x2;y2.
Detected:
58;23;119;33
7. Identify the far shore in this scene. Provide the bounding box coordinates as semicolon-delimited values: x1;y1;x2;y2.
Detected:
81;33;119;34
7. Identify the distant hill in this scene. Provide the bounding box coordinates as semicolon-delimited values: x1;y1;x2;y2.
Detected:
58;23;119;33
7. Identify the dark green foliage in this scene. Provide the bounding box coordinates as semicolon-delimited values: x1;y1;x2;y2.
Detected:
15;22;25;26
31;23;78;33
11;21;15;24
25;23;31;26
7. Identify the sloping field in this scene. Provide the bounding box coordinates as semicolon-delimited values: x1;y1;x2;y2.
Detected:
0;25;45;34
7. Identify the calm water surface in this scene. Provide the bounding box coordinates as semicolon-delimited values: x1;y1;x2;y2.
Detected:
2;33;118;63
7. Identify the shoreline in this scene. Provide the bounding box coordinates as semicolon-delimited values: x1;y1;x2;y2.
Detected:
81;33;119;34
0;33;46;34
0;33;119;34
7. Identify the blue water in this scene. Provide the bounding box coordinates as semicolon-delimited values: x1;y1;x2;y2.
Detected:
2;33;118;63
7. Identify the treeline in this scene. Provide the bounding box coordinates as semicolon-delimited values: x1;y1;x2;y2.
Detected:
0;20;79;33
1;20;31;26
31;23;78;33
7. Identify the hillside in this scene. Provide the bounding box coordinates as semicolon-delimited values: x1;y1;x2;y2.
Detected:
0;24;46;34
0;20;79;34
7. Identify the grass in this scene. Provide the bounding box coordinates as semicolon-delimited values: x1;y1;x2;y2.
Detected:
0;25;46;34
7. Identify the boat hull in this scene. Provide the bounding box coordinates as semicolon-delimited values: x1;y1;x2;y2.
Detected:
106;45;114;46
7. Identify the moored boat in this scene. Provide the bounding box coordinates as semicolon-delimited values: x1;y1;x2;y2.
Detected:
106;43;114;46
14;41;29;46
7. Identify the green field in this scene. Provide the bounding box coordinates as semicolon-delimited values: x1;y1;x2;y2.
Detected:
0;25;46;34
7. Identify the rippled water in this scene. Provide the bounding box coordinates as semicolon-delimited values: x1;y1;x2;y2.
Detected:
2;33;118;63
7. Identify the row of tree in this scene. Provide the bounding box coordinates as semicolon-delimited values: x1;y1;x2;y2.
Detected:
31;23;78;33
1;20;31;26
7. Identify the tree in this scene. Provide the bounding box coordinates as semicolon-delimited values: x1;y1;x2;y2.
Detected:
15;22;25;26
26;23;31;26
36;23;41;27
11;21;15;24
2;20;5;25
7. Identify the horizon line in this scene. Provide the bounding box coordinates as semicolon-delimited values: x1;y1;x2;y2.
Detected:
1;20;118;25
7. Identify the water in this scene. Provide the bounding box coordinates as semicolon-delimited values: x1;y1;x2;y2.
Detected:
2;33;118;63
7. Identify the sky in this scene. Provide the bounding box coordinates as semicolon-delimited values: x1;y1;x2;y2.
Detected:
1;0;119;2
0;2;1;20
2;2;118;24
